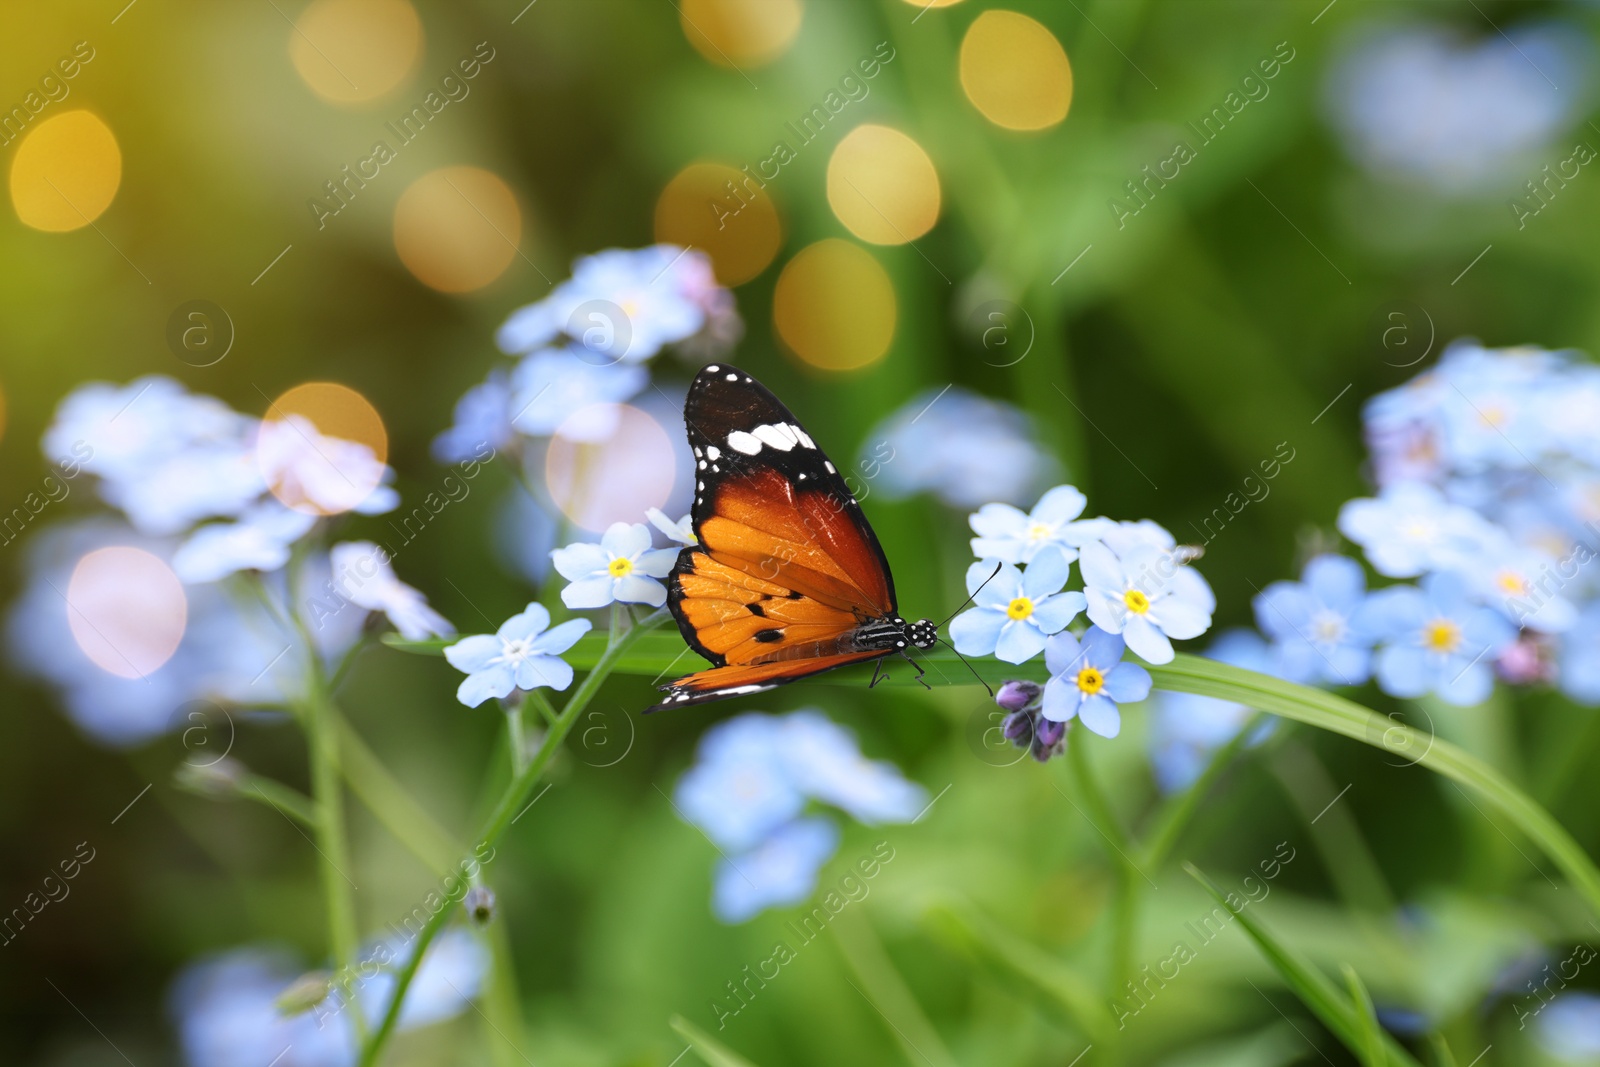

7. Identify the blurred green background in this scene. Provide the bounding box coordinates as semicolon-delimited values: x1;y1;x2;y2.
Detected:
4;0;1600;1064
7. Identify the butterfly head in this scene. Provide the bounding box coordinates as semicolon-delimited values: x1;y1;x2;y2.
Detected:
907;619;937;649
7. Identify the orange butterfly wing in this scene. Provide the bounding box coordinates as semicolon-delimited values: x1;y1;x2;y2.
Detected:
652;366;904;710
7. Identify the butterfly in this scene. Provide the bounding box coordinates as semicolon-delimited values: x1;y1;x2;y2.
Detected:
649;363;936;711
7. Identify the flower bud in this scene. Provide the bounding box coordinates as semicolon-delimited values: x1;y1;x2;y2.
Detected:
173;756;248;797
1000;710;1034;745
995;680;1041;713
1033;716;1066;755
464;885;496;926
275;970;331;1016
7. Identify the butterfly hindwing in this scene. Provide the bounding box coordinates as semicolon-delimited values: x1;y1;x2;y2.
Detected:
651;364;906;711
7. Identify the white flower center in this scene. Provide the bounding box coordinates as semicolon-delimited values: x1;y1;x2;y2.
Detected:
1310;610;1345;644
495;637;535;667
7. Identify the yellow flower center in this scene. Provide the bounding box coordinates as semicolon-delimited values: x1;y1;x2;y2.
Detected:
1123;589;1150;614
608;556;634;578
1076;667;1105;695
1496;571;1527;596
1025;521;1053;541
1423;619;1461;654
1006;596;1034;621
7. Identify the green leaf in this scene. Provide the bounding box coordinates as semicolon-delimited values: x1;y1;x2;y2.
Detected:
1427;1033;1459;1067
920;897;1112;1043
1342;963;1385;1067
669;1014;762;1067
1185;863;1422;1067
383;628;1600;925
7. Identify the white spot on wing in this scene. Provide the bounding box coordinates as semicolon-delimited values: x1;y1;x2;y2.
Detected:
825;461;836;473
795;429;815;448
705;445;721;461
706;365;720;373
752;423;798;451
727;430;761;455
726;373;738;381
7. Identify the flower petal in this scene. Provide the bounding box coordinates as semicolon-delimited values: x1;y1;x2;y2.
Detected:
457;665;516;708
613;575;668;607
1040;677;1080;722
1021;548;1070;598
561;577;617;609
1078;541;1124;590
1044;630;1084;677
497;603;551;642
1375;645;1431;699
1031;485;1087;525
1122;615;1174;664
1148;596;1210;640
1029;591;1086;634
949;606;1005;657
1079;626;1127;671
444;634;501;673
601;521;652;559
516;654;575;692
529;617;592;655
994;619;1047;664
1102;662;1151;703
1077;694;1122;738
1085;590;1126;633
968;502;1028;539
634;547;680;578
550;542;608;581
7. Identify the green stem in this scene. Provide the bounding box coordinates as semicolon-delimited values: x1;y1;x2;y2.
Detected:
334;712;460;873
507;695;531;776
1067;737;1138;1011
357;608;669;1067
525;688;559;729
302;679;365;1046
238;775;319;828
1140;711;1265;871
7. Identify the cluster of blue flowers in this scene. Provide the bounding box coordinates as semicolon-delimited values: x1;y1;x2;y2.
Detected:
672;711;926;923
1148;340;1600;791
431;246;737;581
952;484;1213;749
9;378;451;747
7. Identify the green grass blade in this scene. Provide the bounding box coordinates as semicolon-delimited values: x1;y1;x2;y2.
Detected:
669;1015;761;1067
1185;863;1423;1067
1342;963;1385;1067
1427;1033;1459;1067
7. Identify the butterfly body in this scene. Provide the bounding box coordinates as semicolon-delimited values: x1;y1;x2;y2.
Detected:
651;365;934;710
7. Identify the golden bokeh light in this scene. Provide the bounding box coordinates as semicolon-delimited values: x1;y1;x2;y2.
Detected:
959;10;1073;131
899;0;964;6
826;124;940;245
9;110;121;232
393;166;521;293
262;381;389;515
678;0;802;69
67;547;187;679
290;0;423;105
654;161;782;286
773;239;896;372
546;403;676;532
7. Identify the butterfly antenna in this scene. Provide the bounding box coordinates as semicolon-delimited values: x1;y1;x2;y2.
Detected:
934;637;994;697
935;561;1003;630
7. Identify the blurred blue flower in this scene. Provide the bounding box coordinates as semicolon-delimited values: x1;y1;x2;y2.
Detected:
713;817;841;925
1080;540;1213;665
168;929;486;1067
432;368;514;464
492;490;560;584
551;522;677;609
1559;603;1600;705
256;415;399;518
328;541;453;641
1253;554;1377;686
646;507;696;546
776;710;928;824
173;502;317;584
863;386;1057;509
1325;22;1593;193
506;347;649;441
1041;626;1152;739
673;710;924;921
1536;992;1600;1062
968;484;1099;565
675;714;805;851
497;246;713;361
443;602;591;707
1461;534;1579;634
949;555;1086;664
1148;629;1276;793
1338;481;1496;578
1366;571;1517;705
44;375;248;486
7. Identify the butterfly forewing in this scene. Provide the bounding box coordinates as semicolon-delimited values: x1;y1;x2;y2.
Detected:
652;364;904;711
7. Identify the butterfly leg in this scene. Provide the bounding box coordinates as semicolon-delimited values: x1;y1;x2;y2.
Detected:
869;657;890;689
900;650;931;690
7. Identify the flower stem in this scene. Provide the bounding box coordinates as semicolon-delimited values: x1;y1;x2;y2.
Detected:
506;696;531;777
1066;736;1138;1012
1139;712;1265;871
357;608;670;1067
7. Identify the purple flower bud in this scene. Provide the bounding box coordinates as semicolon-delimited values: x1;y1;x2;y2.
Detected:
1001;710;1034;744
995;680;1042;713
1033;716;1066;753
